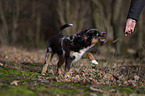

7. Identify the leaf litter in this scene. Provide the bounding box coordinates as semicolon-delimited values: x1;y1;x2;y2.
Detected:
0;46;145;95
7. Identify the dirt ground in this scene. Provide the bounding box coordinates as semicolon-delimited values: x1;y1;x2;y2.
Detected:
0;46;145;96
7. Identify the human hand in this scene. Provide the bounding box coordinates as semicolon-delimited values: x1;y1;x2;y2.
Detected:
125;18;136;36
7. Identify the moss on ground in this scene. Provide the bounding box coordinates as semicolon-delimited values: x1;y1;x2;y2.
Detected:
0;57;145;96
1;86;35;96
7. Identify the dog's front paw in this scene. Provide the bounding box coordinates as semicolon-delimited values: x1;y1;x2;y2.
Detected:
41;71;48;75
91;60;98;65
42;73;46;75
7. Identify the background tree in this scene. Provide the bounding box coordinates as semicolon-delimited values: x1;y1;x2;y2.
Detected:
0;0;9;44
111;0;123;54
57;0;92;35
0;0;144;55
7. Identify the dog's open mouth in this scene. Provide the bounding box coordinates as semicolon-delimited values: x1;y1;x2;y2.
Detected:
99;38;106;43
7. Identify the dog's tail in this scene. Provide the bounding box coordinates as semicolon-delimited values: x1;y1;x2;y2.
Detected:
58;24;73;34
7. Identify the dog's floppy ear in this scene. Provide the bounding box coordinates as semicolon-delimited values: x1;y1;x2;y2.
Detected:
75;35;88;43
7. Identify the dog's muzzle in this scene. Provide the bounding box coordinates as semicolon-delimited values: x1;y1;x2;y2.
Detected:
99;32;106;43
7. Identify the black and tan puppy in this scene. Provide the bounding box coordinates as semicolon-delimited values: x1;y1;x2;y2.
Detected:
41;24;106;76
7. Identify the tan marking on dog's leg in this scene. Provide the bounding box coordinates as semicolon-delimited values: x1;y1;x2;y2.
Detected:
41;52;53;74
70;51;75;57
65;69;71;78
83;52;95;60
58;68;62;76
83;52;98;64
57;55;65;76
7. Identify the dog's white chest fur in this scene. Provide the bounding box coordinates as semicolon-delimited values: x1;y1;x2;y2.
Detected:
72;47;91;63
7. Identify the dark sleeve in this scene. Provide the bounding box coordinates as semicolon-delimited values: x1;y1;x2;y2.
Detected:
127;0;145;21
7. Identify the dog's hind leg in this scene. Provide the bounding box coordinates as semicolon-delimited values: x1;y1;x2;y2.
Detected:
65;56;74;77
41;51;53;75
83;52;98;65
57;55;65;77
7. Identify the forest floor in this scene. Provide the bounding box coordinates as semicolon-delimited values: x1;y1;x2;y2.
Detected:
0;46;145;96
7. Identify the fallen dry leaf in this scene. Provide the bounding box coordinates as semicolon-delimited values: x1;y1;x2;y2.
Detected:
103;73;112;80
134;75;140;81
109;89;116;92
10;80;19;86
0;62;3;66
90;87;103;92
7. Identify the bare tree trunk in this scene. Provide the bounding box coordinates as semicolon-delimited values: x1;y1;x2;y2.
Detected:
136;13;144;59
91;0;114;53
36;12;41;44
0;0;9;44
26;0;36;45
91;0;102;30
66;0;70;23
11;0;20;44
91;0;113;41
137;14;143;50
57;0;75;35
57;0;90;36
57;0;65;25
111;0;123;54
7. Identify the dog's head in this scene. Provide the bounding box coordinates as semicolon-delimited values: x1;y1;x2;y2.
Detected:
80;29;106;46
83;29;106;46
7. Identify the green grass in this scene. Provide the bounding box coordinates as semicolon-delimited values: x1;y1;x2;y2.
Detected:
1;86;35;96
0;53;145;96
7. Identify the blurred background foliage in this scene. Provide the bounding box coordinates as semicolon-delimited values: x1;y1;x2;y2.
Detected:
0;0;144;56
